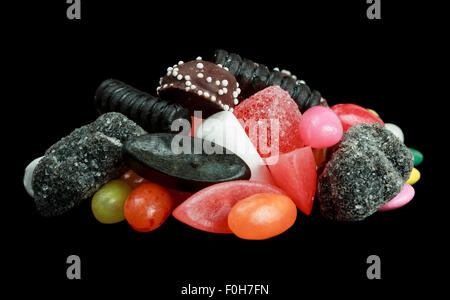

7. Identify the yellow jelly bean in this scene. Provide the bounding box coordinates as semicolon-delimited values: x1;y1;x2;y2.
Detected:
407;168;420;185
367;108;379;117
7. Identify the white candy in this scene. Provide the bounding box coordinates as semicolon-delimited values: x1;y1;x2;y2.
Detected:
196;111;275;185
384;123;404;143
23;156;43;198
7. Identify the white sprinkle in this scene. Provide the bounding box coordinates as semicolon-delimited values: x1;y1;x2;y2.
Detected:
197;90;203;96
163;84;168;88
215;80;221;86
159;77;163;85
170;83;174;86
185;87;190;91
196;63;204;69
273;67;280;71
156;86;161;91
223;67;229;71
211;96;216;101
167;71;172;76
197;73;204;78
222;79;228;86
217;64;222;68
196;56;202;60
167;67;173;72
218;100;222;104
204;92;210;98
234;98;239;105
236;82;239;87
185;81;191;86
297;80;306;84
173;64;178;68
233;91;239;98
223;104;229;111
191;85;197;89
229;107;234;112
281;69;291;76
174;68;179;72
218;89;224;95
172;71;178;77
206;76;212;83
222;87;228;94
236;88;241;94
292;75;297;80
178;61;184;65
177;74;183;80
184;75;191;80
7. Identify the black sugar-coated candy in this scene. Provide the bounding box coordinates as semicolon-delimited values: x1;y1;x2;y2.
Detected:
95;79;191;133
210;49;323;112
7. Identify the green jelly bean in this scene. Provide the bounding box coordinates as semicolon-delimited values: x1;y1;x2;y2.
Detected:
409;148;423;166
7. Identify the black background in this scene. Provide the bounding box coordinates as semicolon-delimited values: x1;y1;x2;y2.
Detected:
7;0;444;297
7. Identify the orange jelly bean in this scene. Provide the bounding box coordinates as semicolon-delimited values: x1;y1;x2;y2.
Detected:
228;193;297;240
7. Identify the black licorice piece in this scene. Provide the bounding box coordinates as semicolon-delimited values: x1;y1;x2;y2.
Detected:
124;133;251;192
210;49;323;112
95;79;191;133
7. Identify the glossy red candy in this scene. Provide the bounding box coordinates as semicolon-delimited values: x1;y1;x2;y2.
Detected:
172;180;288;233
121;170;191;206
331;103;384;132
124;182;174;232
268;146;317;215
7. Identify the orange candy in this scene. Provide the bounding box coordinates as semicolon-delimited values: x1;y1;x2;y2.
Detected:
228;193;297;240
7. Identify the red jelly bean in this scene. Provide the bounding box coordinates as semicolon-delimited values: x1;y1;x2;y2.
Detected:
124;182;174;232
331;103;384;132
228;193;297;240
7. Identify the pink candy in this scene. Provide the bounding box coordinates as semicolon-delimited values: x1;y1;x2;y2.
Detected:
378;183;415;211
298;106;343;148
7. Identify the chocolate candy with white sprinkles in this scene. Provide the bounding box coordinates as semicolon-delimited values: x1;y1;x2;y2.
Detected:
210;49;323;113
157;58;241;118
95;79;191;133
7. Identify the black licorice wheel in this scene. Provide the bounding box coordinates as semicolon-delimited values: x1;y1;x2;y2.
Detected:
210;49;324;112
95;79;191;133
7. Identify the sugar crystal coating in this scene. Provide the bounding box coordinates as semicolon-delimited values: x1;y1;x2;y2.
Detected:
32;112;147;217
317;123;413;221
233;86;304;158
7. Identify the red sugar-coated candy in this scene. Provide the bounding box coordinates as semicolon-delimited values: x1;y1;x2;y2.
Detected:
233;86;304;158
172;180;288;233
331;103;384;132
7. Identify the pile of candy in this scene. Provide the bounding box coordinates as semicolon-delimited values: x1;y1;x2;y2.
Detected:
23;50;423;239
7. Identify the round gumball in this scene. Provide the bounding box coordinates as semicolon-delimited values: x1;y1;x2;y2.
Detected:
298;106;343;148
91;180;132;224
124;182;174;232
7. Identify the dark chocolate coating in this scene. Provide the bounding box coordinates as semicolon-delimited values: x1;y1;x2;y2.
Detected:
95;79;190;133
158;60;241;117
210;49;323;112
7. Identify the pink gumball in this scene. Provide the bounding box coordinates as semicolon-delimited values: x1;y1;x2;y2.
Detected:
298;106;343;148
